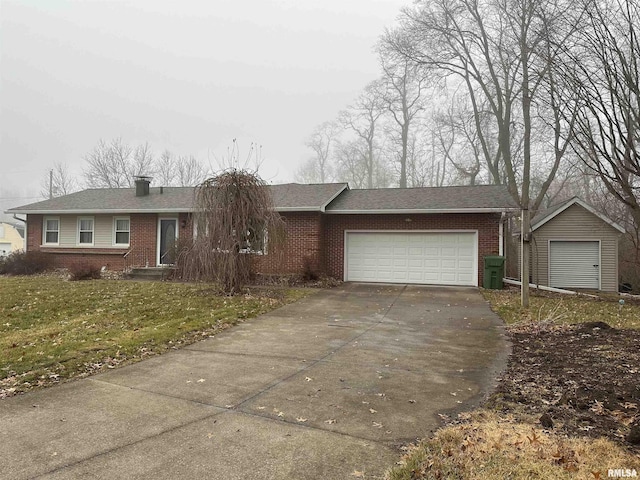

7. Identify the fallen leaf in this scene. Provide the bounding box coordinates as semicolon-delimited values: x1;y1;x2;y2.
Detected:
277;411;284;417
372;422;383;428
369;408;377;414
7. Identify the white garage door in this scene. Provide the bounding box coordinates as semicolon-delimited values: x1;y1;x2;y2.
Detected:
345;231;477;286
549;241;600;289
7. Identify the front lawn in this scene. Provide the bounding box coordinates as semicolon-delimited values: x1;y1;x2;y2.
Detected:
388;288;640;479
0;276;310;398
483;288;640;329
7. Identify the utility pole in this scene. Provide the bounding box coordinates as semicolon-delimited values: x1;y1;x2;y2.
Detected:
49;169;53;199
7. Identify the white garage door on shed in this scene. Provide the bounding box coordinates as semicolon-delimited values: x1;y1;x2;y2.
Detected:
345;231;477;286
549;240;600;289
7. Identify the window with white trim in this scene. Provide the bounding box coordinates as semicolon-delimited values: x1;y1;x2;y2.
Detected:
113;217;130;246
77;217;94;245
43;217;60;245
239;224;267;254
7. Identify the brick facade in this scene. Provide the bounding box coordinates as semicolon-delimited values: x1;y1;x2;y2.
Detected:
252;212;324;275
26;210;501;285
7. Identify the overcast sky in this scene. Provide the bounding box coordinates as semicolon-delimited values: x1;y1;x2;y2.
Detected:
0;0;407;215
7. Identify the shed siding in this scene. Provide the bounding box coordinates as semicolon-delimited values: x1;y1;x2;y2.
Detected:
529;204;619;292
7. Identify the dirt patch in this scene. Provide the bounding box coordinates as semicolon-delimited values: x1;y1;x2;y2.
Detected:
488;321;640;450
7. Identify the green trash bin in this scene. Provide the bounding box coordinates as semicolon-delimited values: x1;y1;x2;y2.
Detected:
483;256;505;289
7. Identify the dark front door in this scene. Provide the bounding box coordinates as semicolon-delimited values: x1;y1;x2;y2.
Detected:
159;219;177;265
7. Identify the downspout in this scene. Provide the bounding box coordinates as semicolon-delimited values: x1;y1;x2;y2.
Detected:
499;212;505;256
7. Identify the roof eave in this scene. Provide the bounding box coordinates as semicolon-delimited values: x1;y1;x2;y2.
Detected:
9;206;324;215
7;208;190;215
325;207;518;214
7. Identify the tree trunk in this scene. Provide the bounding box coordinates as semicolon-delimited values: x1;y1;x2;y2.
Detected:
521;208;531;308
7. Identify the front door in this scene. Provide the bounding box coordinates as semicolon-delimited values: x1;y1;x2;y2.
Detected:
158;218;178;265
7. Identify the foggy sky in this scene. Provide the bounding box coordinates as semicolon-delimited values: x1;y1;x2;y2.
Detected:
0;0;406;216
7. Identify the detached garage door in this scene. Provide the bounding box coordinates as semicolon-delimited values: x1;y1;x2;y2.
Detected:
549;241;600;289
345;231;477;286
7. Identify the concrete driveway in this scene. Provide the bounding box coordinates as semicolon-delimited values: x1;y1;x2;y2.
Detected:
0;284;508;479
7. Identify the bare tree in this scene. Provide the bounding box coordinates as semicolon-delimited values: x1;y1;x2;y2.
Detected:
131;142;155;179
84;138;140;188
388;0;582;305
40;162;79;198
334;140;369;188
340;81;387;189
176;170;285;294
156;150;177;186
299;121;338;183
175;155;208;186
569;0;640;227
378;43;429;188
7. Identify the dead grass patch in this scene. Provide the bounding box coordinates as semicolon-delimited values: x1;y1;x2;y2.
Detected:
388;410;640;480
483;287;640;330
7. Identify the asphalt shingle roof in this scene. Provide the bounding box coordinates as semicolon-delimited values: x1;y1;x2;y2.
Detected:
8;183;518;215
325;185;517;212
8;183;349;214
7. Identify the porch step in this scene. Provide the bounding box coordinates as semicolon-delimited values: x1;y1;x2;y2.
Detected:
127;267;175;281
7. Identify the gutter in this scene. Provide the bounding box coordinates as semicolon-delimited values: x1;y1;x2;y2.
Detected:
325;207;519;215
8;207;324;215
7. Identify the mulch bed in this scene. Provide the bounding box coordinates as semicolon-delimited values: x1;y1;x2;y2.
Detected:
487;321;640;450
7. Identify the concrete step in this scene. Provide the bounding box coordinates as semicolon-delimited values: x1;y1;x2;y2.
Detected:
127;267;175;280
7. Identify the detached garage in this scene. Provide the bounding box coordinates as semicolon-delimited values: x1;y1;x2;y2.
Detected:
519;197;625;292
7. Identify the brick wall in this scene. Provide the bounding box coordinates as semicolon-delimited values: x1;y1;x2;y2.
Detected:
26;214;43;252
324;213;501;285
253;212;324;275
25;211;502;284
129;213;158;265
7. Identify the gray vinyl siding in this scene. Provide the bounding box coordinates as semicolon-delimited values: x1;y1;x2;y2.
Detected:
50;215;128;248
519;204;620;292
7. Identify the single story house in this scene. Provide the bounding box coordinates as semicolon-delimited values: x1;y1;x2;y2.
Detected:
515;197;625;292
7;179;518;286
0;221;25;257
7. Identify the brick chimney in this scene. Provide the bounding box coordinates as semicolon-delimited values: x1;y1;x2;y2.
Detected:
134;176;152;197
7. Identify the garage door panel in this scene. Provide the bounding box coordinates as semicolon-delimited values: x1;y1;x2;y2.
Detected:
549;241;599;289
346;232;477;286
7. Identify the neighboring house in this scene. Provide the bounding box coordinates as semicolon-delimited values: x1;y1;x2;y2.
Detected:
515;197;625;292
0;222;24;257
7;178;517;286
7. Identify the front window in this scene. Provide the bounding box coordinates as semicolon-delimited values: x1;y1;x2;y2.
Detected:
44;217;59;245
240;224;267;254
114;217;130;246
78;217;94;245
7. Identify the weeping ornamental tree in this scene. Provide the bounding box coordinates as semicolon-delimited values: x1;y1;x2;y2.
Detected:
177;170;286;294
